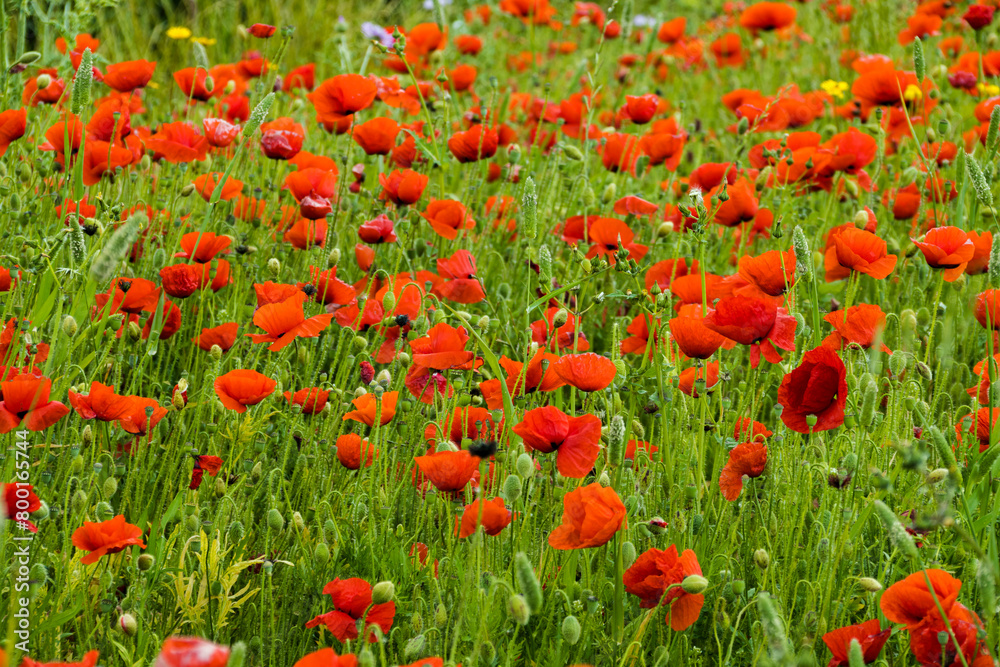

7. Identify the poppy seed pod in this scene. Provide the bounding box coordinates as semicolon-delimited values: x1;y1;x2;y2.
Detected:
508;594;531;625
514;552;543;613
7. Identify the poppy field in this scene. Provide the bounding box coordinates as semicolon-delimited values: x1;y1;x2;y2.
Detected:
7;0;1000;665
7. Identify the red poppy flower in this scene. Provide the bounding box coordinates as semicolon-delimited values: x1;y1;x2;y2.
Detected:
706;178;758;227
409;323;478;370
827;227;898;280
307;74;378;125
173;67;214;101
0;374;70;433
192;173;243;202
669;307;732;360
357;214;397;245
118;396;167;436
379;169;428;205
284;387;330;414
585;217;649;264
247;291;334;351
880;569;963;630
249;23;277;38
719;441;768;501
553;353;617;392
203;117;240;147
23;68;65;106
175;231;231;263
335;433;377;470
413;450;481;492
912;226;975;282
104;59;156;92
213;369;277;413
306;578;395;643
21;651;100;667
957;407;1000;453
71;515;145;565
822;619;890;667
154;638;230;667
964;4;996;30
739;2;797;33
625;440;658;462
657;17;686;43
548;483;627;550
145;122;209;163
421;199;475;240
353;117;399;155
260;117;305;160
531;307;589;352
68;381;135;423
3;483;42;533
623;545;704;631
456;35;483;54
292;649;357;667
456;497;512;537
342;391;398;427
433;250;486;304
822;304;891;353
777;346;847;433
0;108;27;157
513;406;601;478
703;295;796;368
737;249;796;296
447;123;499;163
193;322;239;352
966;231;992;276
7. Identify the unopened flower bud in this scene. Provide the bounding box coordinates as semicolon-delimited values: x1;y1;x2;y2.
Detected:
502;474;522;502
267;508;284;532
118;613;137;636
682;574;709;594
858;577;882;592
753;549;770;570
180;183;196;197
562;615;581;644
507;594;530;625
62;315;78;337
36;73;52;89
372;581;395;604
267;257;280;277
516;453;534;479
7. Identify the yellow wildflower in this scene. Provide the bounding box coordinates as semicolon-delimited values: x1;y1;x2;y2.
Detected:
820;80;849;100
166;26;192;40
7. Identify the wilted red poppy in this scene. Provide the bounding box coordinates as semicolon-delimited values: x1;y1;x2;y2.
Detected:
456;497;512;537
104;59;156;92
719;441;767;501
3;483;42;532
0;374;69;433
421;199;475;239
414;450;481;492
247;291;333;351
379;169;428;205
777;346;847;433
307;74;378;124
623;545;704;631
71;515;145;565
912;226;975;282
703;295;795;368
823;304;890;353
306;578;395;643
553;353;617;392
513;406;601;478
822;619;890;667
737;249;796;296
343;391;398;427
213;369;276;413
335;433;377;470
548;482;627;550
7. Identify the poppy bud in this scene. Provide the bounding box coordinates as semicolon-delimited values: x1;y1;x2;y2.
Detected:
753;549;770;570
62;315;78;338
602;183;617;203
372;580;395;604
502;474;522;502
353;336;368;351
915;361;932;381
266;508;284;533
404;635;426;662
125;321;142;340
559;614;582;645
434;603;448;627
607;415;625;466
71;489;88;514
267;257;280;277
552;308;569;328
36;73;51;89
860;382;877;428
224;79;237;95
514;552;543;612
737;116;749;135
598;471;611;487
582;186;596;208
507;594;531;625
213;476;225;498
516;453;534;479
180;183;196;197
562;144;584;161
203;75;215;93
622;541;637;569
103;476;118;498
681;574;709;595
119;613;137;636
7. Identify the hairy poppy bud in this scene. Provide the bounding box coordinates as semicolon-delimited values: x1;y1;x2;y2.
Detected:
598;471;611;487
555;615;580;646
682;574;709;595
314;542;330;568
508;594;531;625
434;603;448;627
622;541;637;570
213;476;225;498
372;581;395;604
514;552;543;613
227;520;246;544
135;553;155;572
562;144;584;161
266;508;284;533
180;183;196;197
404;635;426;661
552;308;569;328
602;183;617;203
516;453;535;479
607;415;625;466
118;613;137;636
209;344;223;361
103;476;118;498
873;500;919;560
224;79;237;95
126;321;142;340
503;474;522;502
753;549;770;570
62;315;78;338
267;257;281;277
36;73;51;90
858;577;881;592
